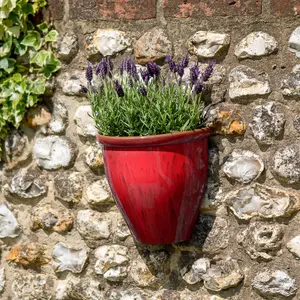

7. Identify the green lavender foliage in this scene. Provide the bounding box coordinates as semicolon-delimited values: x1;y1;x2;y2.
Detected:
90;79;205;137
0;0;61;142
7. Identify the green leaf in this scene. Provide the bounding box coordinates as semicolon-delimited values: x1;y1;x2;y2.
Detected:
21;30;41;50
7;26;20;37
0;57;15;73
30;49;49;67
30;78;45;95
0;35;12;57
45;30;58;42
13;38;27;56
37;22;49;34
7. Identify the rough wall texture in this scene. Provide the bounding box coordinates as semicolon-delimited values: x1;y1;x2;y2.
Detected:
2;0;300;299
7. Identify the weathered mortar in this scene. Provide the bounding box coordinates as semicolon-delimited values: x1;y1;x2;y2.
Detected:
1;0;300;299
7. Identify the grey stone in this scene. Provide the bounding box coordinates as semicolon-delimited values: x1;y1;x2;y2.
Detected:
237;222;283;261
85;178;114;210
91;29;131;56
188;31;230;58
54;171;85;203
252;270;297;298
74;105;97;137
135;28;172;64
0;203;21;238
33;136;76;170
203;258;244;292
227;183;300;220
31;205;74;233
76;209;112;242
61;71;86;96
4;130;30;168
109;289;147;300
57;32;78;62
182;258;210;285
287;236;300;258
94;245;129;282
11;272;53;300
289;27;300;58
271;144;300;185
293;116;300;132
0;268;5;294
201;181;223;213
223;149;264;183
8;168;47;199
235;32;278;58
281;65;300;97
84;143;105;172
52;243;88;274
48;101;68;135
115;217;131;241
250;102;285;146
229;65;271;100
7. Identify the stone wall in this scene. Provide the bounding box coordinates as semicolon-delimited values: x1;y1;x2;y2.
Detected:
1;0;300;299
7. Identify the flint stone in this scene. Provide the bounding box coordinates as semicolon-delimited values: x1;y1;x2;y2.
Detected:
61;71;86;96
12;273;53;300
57;32;78;62
287;236;300;258
188;31;230;58
8;168;47;199
52;243;88;274
84;143;105;172
135;28;172;64
281;65;300;97
76;209;112;242
271;144;300;185
229;65;271;100
91;29;131;56
203;259;244;292
252;270;297;298
289;27;300;58
182;258;210;285
293;116;300;132
95;245;129;282
48;101;68;134
54;171;85;203
227;183;300;220
33;136;76;170
74;105;97;137
235;32;278;58
109;289;147;300
250;102;285;145
223;149;264;183
85;178;114;210
0;268;5;294
0;203;21;238
237;222;283;261
31;205;73;233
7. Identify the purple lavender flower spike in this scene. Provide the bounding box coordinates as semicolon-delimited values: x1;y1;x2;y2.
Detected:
201;61;216;82
190;64;200;86
114;80;124;97
181;52;189;68
140;85;147;96
141;70;150;84
146;62;161;77
165;55;177;73
177;63;184;78
86;62;93;82
195;80;204;94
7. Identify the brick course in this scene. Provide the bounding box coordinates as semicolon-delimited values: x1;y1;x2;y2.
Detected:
69;0;156;20
271;0;300;16
163;0;262;18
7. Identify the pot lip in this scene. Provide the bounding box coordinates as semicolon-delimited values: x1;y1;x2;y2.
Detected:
97;127;211;147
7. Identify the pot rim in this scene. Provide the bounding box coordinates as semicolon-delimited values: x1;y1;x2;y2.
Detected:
97;127;211;147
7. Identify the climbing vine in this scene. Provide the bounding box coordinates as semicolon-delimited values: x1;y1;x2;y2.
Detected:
0;0;61;145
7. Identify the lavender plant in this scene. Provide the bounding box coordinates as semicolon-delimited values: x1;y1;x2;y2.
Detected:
85;54;215;137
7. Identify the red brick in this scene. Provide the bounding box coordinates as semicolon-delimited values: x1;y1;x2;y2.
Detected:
47;0;64;20
163;0;262;18
271;0;300;16
69;0;156;20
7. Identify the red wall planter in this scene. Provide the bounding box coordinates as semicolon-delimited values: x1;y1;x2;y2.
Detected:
97;128;211;244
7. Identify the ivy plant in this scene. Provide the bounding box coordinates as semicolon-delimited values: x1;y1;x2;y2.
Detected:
0;0;61;145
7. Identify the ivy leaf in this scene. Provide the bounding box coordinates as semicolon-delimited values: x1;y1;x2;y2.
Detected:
30;78;45;95
45;30;58;42
30;49;49;67
0;35;12;57
37;22;49;34
13;39;27;56
7;26;20;38
21;30;41;50
0;57;15;73
26;94;39;107
43;52;61;78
